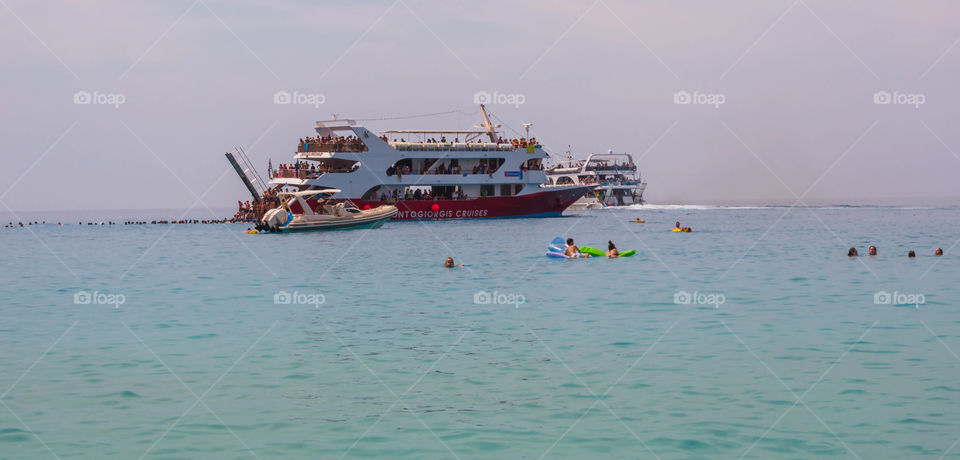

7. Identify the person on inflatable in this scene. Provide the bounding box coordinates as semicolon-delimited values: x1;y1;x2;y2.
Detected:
606;240;620;258
565;238;588;258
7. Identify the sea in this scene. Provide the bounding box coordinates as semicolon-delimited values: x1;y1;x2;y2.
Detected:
1;205;958;459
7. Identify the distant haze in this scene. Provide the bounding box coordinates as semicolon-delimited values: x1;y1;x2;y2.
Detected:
2;0;959;212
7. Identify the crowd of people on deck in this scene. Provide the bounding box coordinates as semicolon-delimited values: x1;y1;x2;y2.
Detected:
378;188;468;202
232;187;285;222
381;135;541;149
272;161;357;179
384;158;542;178
298;135;366;152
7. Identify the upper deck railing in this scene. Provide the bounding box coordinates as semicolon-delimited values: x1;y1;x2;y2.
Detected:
586;164;636;172
297;142;367;153
271;168;357;180
389;142;540;152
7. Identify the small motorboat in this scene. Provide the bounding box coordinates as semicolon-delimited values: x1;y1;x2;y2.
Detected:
260;190;397;232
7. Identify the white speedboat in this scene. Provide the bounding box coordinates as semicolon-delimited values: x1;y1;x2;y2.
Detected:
260;190;397;232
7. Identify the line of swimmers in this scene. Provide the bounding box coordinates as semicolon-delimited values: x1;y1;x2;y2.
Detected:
848;245;943;257
4;219;242;228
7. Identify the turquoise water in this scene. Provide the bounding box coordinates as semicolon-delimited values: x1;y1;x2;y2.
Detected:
1;205;958;459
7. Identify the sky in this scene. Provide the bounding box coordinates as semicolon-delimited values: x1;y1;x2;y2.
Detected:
2;0;959;212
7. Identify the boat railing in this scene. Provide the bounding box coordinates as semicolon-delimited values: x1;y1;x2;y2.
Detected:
389;142;540;152
585;165;636;172
272;169;355;180
297;143;367;153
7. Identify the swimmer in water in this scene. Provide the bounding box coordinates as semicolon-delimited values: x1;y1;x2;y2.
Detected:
935;247;944;256
868;246;877;256
848;247;858;257
606;240;620;258
675;221;681;229
908;250;916;258
565;238;588;258
444;257;463;268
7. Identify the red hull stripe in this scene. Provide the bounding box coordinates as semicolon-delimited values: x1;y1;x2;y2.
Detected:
291;187;593;220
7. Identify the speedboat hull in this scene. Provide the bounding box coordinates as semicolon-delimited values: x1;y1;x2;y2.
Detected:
262;204;397;232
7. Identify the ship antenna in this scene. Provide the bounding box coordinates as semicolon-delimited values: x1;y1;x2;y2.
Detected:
522;123;533;140
478;104;497;142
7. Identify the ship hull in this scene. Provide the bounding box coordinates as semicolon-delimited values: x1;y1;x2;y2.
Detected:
336;186;593;220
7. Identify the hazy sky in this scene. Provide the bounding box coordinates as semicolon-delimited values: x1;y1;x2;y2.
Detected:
2;0;959;211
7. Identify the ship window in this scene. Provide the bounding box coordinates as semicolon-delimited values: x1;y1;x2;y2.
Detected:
480;184;495;197
362;186;381;201
515;184;524;195
500;184;513;196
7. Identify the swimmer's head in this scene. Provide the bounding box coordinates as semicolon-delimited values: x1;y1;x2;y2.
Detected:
908;250;916;258
935;247;944;256
566;238;574;246
675;221;680;228
868;246;877;256
608;240;616;250
445;257;454;267
848;247;858;257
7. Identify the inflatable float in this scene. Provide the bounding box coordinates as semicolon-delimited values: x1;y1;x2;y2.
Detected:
579;246;636;257
544;237;636;258
546;236;587;259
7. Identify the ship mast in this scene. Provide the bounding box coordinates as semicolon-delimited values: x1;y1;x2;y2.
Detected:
478;104;498;143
